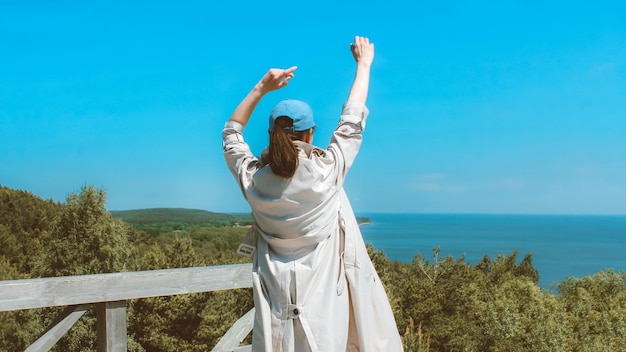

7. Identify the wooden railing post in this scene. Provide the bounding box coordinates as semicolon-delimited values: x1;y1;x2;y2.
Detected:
96;301;127;352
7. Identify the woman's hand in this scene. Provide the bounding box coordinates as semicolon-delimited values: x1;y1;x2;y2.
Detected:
350;36;374;67
257;66;298;94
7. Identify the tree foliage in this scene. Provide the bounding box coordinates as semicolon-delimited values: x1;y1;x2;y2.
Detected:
1;184;625;351
44;185;133;277
369;247;623;352
557;270;626;351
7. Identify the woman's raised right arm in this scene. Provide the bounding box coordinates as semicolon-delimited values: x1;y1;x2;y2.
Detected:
323;36;376;185
347;36;375;104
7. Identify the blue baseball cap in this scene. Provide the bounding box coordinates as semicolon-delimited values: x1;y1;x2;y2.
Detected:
269;99;317;132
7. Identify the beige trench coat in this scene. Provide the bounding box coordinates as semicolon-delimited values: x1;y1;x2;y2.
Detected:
223;101;402;351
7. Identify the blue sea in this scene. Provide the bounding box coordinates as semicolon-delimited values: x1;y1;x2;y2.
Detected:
358;213;626;289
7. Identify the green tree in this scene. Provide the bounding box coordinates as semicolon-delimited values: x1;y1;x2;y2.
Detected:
396;249;568;352
44;185;132;277
471;278;569;351
41;185;135;352
558;270;626;351
128;234;253;351
0;185;58;276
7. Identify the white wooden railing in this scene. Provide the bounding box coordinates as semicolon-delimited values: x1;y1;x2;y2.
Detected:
0;264;255;352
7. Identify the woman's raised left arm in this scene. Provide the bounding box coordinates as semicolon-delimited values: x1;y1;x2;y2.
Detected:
228;66;297;128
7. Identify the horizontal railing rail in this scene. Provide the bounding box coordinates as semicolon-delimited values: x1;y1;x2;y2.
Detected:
0;264;254;352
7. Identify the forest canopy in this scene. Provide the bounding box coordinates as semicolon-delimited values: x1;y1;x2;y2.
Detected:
1;184;625;351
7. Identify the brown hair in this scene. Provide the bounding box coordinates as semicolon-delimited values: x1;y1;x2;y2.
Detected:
266;116;309;178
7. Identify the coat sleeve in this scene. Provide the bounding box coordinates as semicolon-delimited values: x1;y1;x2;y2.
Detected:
222;121;261;194
326;100;369;187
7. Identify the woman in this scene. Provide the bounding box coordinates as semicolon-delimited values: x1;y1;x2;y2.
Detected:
223;36;402;351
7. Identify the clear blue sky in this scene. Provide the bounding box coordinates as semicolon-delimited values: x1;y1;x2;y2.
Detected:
2;1;625;214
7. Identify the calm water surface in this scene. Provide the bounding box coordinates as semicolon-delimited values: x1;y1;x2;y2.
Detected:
358;213;626;289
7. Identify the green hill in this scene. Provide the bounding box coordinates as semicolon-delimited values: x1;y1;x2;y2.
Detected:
110;208;252;226
111;208;369;227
